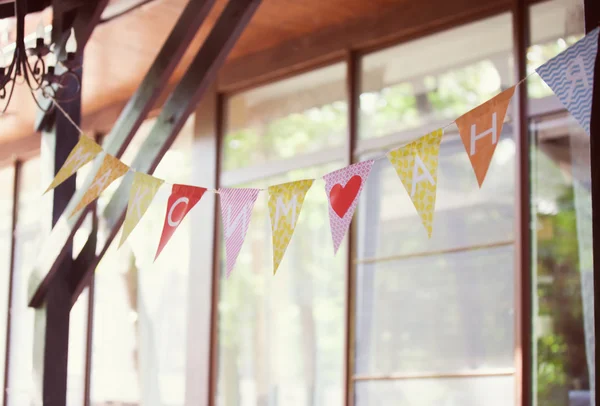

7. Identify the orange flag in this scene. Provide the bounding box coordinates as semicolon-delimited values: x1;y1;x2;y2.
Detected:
456;86;515;187
71;154;129;216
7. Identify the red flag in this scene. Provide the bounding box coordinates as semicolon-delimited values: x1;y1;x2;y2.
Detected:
155;184;206;260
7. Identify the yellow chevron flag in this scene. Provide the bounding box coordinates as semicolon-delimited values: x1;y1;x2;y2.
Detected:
387;129;443;237
45;136;103;193
119;172;164;247
71;154;129;216
268;179;314;274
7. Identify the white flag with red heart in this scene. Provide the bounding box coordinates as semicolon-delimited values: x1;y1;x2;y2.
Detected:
323;160;374;253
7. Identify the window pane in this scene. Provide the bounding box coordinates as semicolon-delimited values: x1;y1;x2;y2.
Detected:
355;376;515;406
217;165;346;406
7;158;42;406
0;166;14;406
218;65;348;406
359;13;513;140
527;0;585;99
356;12;515;404
223;63;347;172
90;118;193;406
531;113;594;405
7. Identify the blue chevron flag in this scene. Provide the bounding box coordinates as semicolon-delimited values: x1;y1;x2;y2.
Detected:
536;27;599;135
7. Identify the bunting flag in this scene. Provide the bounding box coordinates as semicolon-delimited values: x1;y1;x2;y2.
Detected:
268;179;314;274
323;161;374;253
536;27;599;135
45;136;103;193
155;184;206;260
219;188;261;278
119;172;164;247
456;86;515;187
387;129;443;237
71;154;129;216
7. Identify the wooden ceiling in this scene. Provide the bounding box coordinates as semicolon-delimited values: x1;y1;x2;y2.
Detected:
0;0;516;156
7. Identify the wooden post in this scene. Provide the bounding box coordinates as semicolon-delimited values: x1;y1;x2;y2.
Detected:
583;1;599;405
34;52;83;406
512;0;531;405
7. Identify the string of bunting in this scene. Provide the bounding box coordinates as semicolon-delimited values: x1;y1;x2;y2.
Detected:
46;27;599;276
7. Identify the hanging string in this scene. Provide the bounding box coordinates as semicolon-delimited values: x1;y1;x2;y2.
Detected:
49;96;86;136
46;71;536;195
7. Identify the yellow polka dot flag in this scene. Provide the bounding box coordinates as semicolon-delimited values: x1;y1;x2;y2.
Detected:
45;135;103;193
387;129;443;238
268;179;314;274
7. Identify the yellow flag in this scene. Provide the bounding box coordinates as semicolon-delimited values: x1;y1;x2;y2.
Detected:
71;154;129;216
268;179;314;274
119;172;164;247
45;136;103;193
387;129;443;237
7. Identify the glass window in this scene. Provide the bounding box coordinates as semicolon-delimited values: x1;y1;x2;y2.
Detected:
0;165;14;406
223;63;348;172
527;0;585;99
529;2;593;405
530;113;593;406
90;117;193;406
359;13;514;141
217;64;347;406
7;158;42;406
355;13;516;405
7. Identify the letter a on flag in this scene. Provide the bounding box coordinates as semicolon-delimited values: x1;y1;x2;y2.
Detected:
45;136;103;193
155;184;206;260
387;129;443;237
219;188;260;278
323;160;374;254
119;172;164;247
536;27;599;135
71;154;129;216
456;86;515;187
268;179;313;274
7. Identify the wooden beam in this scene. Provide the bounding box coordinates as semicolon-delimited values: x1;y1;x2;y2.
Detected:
70;0;262;305
29;0;218;308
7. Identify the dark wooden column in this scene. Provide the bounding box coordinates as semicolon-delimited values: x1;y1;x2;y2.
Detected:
583;1;600;405
36;53;82;406
512;0;531;405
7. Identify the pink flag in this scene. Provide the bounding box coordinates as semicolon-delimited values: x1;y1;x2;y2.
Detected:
219;188;261;278
323;160;374;253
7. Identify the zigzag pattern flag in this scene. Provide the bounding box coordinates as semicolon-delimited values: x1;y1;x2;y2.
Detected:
536;27;599;135
219;188;260;278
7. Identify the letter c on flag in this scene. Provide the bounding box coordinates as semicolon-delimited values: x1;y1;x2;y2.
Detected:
168;197;190;227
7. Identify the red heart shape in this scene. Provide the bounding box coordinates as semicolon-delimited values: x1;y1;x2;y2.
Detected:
330;175;362;218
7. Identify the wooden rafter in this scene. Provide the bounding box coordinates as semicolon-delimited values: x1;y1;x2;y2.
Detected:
29;0;263;308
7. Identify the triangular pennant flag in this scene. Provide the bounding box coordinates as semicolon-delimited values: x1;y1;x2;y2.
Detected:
387;129;443;237
456;86;515;187
219;188;260;278
119;172;164;247
536;27;599;135
71;154;129;216
45;136;103;193
323;160;374;253
267;179;314;274
155;184;206;260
